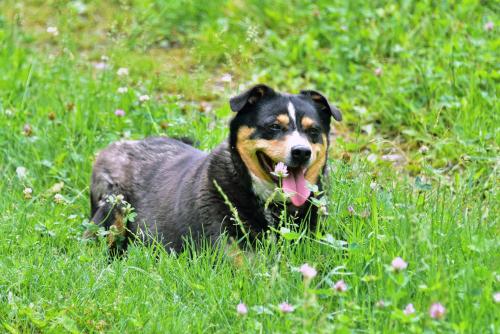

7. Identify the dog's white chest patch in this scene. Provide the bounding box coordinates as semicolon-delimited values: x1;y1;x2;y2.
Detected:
250;173;289;205
249;173;280;226
250;172;275;202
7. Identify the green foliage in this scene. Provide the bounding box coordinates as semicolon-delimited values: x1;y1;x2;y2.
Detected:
0;0;498;332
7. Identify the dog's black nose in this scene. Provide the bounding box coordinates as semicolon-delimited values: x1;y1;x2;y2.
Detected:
291;146;311;165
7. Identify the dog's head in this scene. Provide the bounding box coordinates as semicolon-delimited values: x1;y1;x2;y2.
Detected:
229;84;342;207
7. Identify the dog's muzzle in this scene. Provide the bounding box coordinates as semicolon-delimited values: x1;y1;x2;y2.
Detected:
289;145;311;167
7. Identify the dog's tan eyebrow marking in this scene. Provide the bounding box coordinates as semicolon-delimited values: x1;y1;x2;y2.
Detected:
276;114;290;127
301;116;316;129
237;126;256;140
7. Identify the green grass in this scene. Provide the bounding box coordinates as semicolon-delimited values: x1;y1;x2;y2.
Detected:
0;0;498;332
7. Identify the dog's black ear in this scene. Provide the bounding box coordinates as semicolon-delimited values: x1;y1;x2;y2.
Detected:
230;84;276;112
300;90;342;121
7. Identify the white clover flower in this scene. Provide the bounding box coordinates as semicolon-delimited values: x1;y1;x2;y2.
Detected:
299;263;317;279
47;26;59;36
117;87;128;94
333;280;347;292
429;303;446;319
117;67;129;76
278;302;294;313
23;187;33;199
50;182;64;193
419;145;429;154
271;162;288;178
114;109;125;117
94;62;108;70
220;73;232;83
139;94;150;102
236;302;248;315
54;193;65;204
391;257;408;272
319;205;329;216
403;303;415;315
16;166;27;179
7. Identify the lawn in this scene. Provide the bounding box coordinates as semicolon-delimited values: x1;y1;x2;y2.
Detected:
0;0;498;333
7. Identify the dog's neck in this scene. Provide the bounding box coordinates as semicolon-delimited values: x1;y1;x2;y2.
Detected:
205;141;271;235
207;140;317;235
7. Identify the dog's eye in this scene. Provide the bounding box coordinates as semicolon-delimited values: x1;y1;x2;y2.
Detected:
307;127;321;140
268;123;283;132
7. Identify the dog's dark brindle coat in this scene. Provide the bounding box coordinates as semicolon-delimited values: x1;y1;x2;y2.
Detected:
89;84;341;252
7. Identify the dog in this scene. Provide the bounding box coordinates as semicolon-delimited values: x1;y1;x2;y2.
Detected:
89;84;342;253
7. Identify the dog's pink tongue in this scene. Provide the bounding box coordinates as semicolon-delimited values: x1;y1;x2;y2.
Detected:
282;169;310;207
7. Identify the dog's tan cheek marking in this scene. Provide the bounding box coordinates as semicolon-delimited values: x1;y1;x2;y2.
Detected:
305;134;328;185
236;126;291;182
236;127;271;182
276;114;290;128
254;139;288;163
301;116;316;129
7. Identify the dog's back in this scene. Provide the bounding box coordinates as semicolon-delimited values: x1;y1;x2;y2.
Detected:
90;137;207;251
